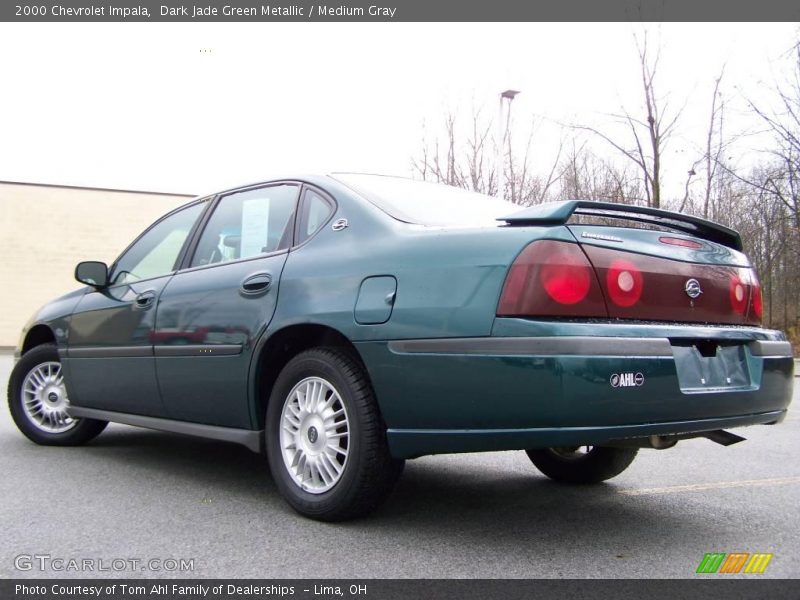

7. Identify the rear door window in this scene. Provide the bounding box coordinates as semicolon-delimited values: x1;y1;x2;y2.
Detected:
190;184;300;268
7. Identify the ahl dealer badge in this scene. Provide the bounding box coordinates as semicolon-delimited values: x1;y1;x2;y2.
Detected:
610;372;645;388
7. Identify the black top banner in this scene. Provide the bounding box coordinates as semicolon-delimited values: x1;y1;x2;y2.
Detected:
2;0;800;22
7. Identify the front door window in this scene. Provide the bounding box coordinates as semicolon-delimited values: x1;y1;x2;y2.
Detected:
111;201;206;284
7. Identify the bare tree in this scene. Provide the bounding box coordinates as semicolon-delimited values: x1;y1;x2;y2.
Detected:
569;32;682;208
745;41;800;234
412;110;496;194
412;107;563;206
678;68;728;217
702;70;728;219
505;119;564;206
558;142;644;204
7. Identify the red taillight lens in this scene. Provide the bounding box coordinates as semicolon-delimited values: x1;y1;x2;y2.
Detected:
748;272;763;324
606;259;643;307
729;275;748;315
752;284;763;320
497;240;607;317
540;251;591;304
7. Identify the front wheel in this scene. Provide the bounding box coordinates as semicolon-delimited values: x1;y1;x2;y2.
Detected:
525;446;638;484
266;347;404;521
7;344;107;446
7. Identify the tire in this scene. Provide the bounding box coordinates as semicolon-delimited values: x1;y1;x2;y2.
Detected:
7;343;107;446
266;347;404;521
525;446;638;484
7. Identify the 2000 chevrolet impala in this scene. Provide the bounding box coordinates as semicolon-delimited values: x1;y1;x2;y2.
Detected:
8;174;794;520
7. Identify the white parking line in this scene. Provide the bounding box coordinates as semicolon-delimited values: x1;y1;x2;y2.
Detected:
618;476;800;496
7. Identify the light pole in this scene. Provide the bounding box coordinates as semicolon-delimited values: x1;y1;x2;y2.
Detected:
496;89;520;201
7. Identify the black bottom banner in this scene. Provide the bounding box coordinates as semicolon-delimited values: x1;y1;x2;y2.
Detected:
3;579;799;600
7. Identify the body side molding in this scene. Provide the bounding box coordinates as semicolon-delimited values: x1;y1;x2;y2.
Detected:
67;344;243;358
68;346;152;358
154;344;243;357
388;336;674;357
67;406;262;452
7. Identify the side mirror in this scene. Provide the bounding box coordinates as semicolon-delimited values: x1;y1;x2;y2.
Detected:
75;261;109;288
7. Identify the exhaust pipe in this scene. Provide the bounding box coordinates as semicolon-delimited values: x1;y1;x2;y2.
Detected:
702;430;746;446
648;435;678;450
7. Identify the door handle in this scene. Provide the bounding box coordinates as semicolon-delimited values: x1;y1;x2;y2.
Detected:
240;273;272;296
134;291;156;309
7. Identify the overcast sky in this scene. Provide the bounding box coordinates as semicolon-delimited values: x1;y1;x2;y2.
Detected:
0;22;797;197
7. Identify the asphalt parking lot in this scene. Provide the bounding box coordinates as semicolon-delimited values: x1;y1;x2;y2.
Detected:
1;354;798;579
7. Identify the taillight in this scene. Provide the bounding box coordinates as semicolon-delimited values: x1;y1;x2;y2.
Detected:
752;284;763;320
729;275;748;315
749;274;763;324
606;259;643;307
540;250;591;304
499;237;763;326
497;240;607;317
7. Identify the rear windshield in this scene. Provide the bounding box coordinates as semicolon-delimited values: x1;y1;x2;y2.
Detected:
331;173;519;226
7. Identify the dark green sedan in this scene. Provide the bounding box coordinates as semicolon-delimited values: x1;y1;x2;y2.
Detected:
7;174;794;520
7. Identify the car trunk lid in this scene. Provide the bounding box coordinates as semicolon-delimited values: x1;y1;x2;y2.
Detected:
569;224;760;325
498;201;762;326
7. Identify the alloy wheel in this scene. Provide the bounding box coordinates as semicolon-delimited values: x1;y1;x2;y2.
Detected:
21;361;77;433
279;376;350;494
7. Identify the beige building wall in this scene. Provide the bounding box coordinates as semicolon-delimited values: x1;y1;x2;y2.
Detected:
0;181;193;348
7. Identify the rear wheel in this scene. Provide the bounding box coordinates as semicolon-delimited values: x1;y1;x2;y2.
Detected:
7;344;107;446
525;446;638;484
266;347;404;521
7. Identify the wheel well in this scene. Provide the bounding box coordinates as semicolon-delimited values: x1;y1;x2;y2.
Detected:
253;324;367;428
22;325;56;355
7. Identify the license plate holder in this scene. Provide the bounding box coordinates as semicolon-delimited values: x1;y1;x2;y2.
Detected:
671;342;752;392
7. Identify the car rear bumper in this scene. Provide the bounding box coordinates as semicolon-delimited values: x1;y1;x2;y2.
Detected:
355;320;794;459
385;410;787;458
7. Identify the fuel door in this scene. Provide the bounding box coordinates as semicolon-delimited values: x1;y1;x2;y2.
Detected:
355;276;397;325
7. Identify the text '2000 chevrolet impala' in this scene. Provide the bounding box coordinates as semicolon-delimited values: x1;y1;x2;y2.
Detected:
7;174;794;520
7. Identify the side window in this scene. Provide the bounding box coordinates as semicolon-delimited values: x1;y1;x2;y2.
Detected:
111;201;206;285
298;189;334;245
190;184;299;268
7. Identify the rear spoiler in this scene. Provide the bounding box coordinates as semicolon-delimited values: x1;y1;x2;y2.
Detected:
499;200;743;251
